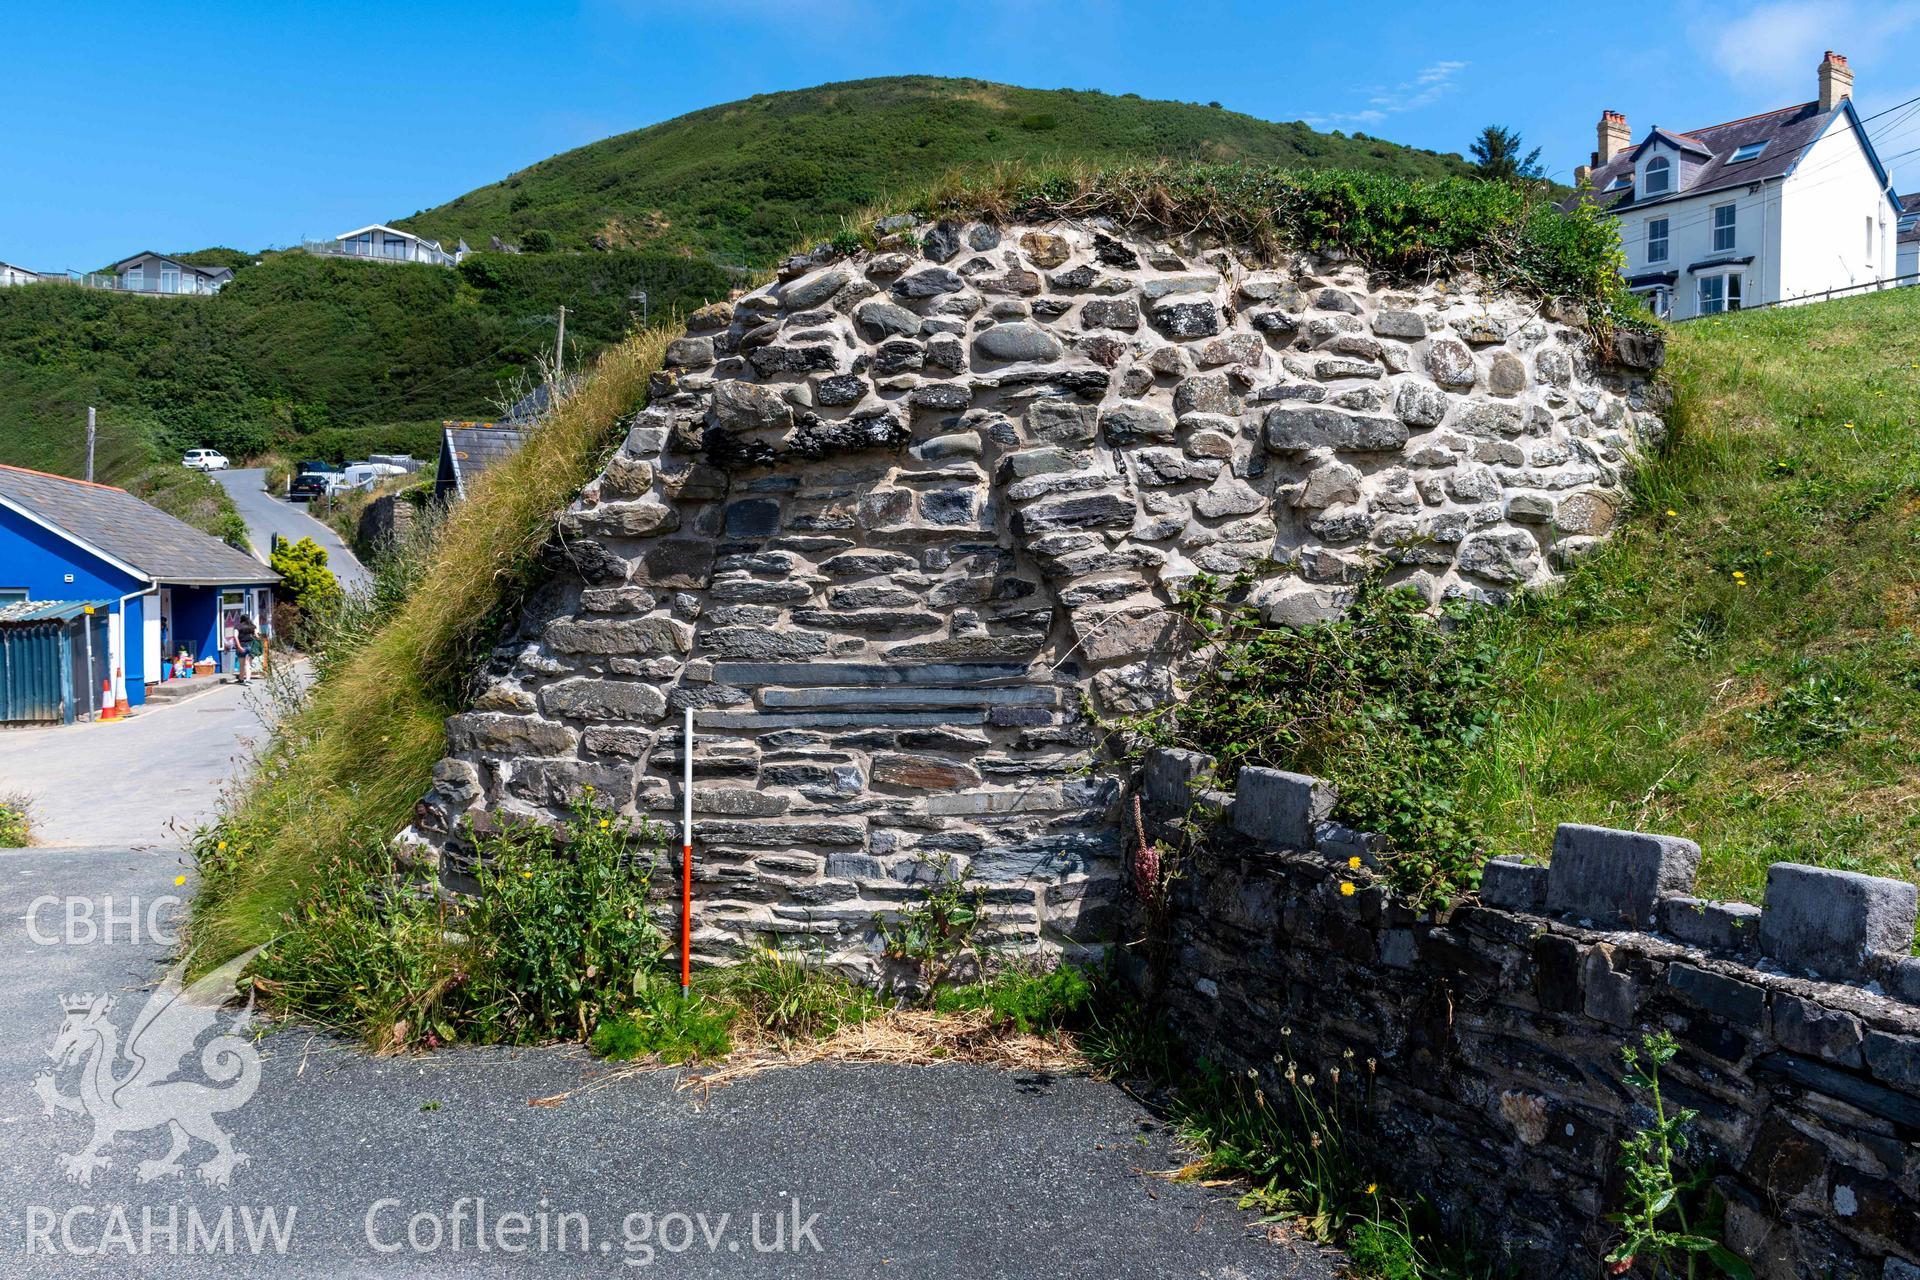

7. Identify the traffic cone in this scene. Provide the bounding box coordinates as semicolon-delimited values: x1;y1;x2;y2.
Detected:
112;667;130;719
98;678;118;720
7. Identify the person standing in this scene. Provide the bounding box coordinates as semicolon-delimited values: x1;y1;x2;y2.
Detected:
235;613;260;685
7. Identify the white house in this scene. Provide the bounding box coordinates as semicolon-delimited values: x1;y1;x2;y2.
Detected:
320;224;467;268
0;261;47;287
1576;52;1898;320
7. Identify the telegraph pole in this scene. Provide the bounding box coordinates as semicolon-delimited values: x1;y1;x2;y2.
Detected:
554;305;567;382
85;407;96;483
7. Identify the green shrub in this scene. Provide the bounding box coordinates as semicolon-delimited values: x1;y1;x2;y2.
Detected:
0;796;30;848
460;796;668;1043
931;963;1093;1034
590;990;733;1064
933;162;1636;329
1125;573;1508;903
269;536;343;616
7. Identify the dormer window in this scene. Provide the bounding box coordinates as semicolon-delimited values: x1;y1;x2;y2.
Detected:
1729;141;1768;164
1643;156;1672;195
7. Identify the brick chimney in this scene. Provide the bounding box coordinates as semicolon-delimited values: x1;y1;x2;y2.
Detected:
1819;51;1852;112
1595;110;1630;166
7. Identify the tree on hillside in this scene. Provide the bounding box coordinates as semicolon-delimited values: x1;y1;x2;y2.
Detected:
1469;125;1544;182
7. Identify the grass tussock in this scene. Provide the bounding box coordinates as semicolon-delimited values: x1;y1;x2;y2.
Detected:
186;326;675;971
1467;289;1920;900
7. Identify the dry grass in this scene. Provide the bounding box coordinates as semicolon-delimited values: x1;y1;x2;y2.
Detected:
187;327;676;970
690;1007;1086;1089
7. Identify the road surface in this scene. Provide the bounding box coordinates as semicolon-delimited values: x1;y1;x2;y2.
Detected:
212;469;370;593
0;845;1340;1278
0;671;298;848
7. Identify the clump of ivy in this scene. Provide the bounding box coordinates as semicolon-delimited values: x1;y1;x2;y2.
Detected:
1123;571;1510;904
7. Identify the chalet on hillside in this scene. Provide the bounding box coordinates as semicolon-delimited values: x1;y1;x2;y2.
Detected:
105;251;234;296
315;224;467;268
1574;51;1899;319
0;260;48;287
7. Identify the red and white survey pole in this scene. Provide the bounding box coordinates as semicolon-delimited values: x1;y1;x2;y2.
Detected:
681;704;694;996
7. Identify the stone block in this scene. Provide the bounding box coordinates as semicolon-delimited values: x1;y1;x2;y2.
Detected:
1656;896;1762;954
1581;943;1639;1027
1479;858;1548;913
1885;955;1920;1006
1759;863;1918;980
1771;995;1865;1066
1143;747;1214;814
1864;1031;1920;1094
1666;963;1766;1025
1544;824;1700;928
1231;767;1337;850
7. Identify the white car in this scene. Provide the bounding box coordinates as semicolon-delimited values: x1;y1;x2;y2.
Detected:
182;449;229;472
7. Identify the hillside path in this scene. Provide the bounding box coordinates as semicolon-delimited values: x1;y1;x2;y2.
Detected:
0;844;1341;1278
213;468;370;593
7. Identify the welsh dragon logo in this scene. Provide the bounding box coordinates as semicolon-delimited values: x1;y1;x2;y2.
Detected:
32;948;264;1187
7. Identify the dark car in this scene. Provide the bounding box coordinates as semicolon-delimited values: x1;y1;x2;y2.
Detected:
288;460;341;502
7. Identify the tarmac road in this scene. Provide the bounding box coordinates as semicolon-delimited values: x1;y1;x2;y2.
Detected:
211;469;370;593
0;846;1340;1279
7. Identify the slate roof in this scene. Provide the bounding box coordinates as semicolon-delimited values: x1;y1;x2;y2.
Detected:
1899;193;1920;245
439;425;530;499
104;251;234;281
1581;99;1883;214
0;465;276;587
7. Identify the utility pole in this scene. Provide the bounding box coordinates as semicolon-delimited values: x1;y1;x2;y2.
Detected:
85;407;96;483
553;305;567;383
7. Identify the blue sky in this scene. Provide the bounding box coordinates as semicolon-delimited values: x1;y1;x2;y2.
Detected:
8;1;1920;270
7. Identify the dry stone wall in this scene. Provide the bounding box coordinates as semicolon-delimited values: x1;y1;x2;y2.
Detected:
407;217;1665;973
1140;748;1920;1280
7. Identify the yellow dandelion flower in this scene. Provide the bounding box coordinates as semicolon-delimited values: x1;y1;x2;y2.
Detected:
1348;855;1362;870
1366;1183;1378;1196
1340;881;1356;897
598;818;610;830
520;869;533;878
1665;508;1678;517
174;875;186;886
216;840;226;851
1732;570;1745;579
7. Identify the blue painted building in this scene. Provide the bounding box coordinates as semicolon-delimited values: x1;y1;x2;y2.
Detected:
0;465;277;712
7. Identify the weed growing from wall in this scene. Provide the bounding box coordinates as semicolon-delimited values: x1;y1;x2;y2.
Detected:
1606;1032;1752;1280
1119;572;1510;903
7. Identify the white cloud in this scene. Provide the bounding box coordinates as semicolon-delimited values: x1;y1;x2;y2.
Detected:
1307;59;1468;129
1705;1;1920;92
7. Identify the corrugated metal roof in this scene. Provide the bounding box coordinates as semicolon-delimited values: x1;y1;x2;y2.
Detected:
0;465;278;588
0;599;111;624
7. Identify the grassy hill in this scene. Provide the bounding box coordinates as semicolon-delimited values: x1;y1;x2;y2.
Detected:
1467;289;1920;902
1;76;1469;520
400;76;1471;265
0;250;732;510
